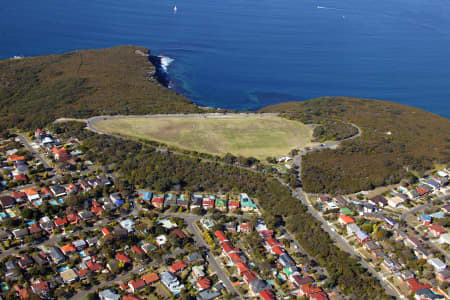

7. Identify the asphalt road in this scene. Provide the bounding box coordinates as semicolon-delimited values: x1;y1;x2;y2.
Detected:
17;134;52;171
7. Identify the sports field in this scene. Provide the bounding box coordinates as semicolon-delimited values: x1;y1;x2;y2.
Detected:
94;116;313;159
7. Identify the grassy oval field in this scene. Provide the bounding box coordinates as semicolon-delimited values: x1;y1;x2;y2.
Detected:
93;116;314;159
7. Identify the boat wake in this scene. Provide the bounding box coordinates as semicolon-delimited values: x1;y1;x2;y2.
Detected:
317;5;338;10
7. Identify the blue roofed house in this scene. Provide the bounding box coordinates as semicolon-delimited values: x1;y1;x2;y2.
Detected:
427;179;441;190
138;191;153;202
419;214;432;225
240;193;258;212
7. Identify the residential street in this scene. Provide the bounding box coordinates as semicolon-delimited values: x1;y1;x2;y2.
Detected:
161;212;241;299
17;134;53;171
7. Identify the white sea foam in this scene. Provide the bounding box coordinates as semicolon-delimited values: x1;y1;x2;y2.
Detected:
317;5;338;10
10;55;23;60
159;56;174;72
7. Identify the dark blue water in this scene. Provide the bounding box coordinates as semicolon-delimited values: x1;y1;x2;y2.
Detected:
1;0;450;117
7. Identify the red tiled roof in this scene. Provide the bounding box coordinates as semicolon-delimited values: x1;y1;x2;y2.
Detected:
54;217;68;227
29;223;42;234
151;197;164;204
91;206;103;214
142;273;159;285
301;284;323;295
40;187;51;195
228;252;243;263
123;296;143;300
221;241;234;253
77;268;90;278
265;237;283;247
131;245;143;255
66;213;80;223
229;200;240;208
115;252;131;263
310;292;329;300
129;279;146;290
60;243;76;254
239;223;251;232
272;245;284;256
172;228;186;239
242;270;258;282
12;191;26;199
102;228;111;235
236;262;250;274
339;215;355;224
215;230;229;242
24;188;38;196
86;260;103;272
260;289;276;300
429;224;446;234
197;278;211;290
8;155;25;162
31;279;48;292
170;260;188;273
14;174;27;182
417;187;428;196
406;279;431;292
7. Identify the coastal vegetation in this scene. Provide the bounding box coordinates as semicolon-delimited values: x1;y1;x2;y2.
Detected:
0;46;202;131
93;116;313;159
53;121;393;299
261;97;450;194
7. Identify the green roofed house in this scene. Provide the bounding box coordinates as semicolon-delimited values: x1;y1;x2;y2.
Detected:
340;207;352;216
240;193;258;212
215;198;227;212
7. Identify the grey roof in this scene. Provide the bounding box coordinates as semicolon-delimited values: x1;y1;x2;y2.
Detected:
186;252;204;264
279;253;295;267
98;289;120;300
0;196;16;208
12;228;29;238
51;185;66;195
197;290;221;300
49;246;65;264
78;210;94;220
249;279;270;293
415;288;444;299
365;241;381;251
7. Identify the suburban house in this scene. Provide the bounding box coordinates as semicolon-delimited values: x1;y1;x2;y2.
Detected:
240;193;258;211
369;196;388;208
160;271;184;294
428;258;447;272
429;224;446;238
228;198;240;210
338;215;355;225
169;260;188;273
387;196;405;208
202;195;215;210
215;198;227;211
151;194;164;209
0;196;16;209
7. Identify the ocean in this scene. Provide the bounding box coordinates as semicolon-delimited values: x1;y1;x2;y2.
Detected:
1;0;449;118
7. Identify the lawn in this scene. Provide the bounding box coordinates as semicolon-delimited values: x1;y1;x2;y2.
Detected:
94;116;313;159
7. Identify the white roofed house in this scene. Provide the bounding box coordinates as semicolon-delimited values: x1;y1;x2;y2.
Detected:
387;196;405;208
439;233;450;245
428;258;447;272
